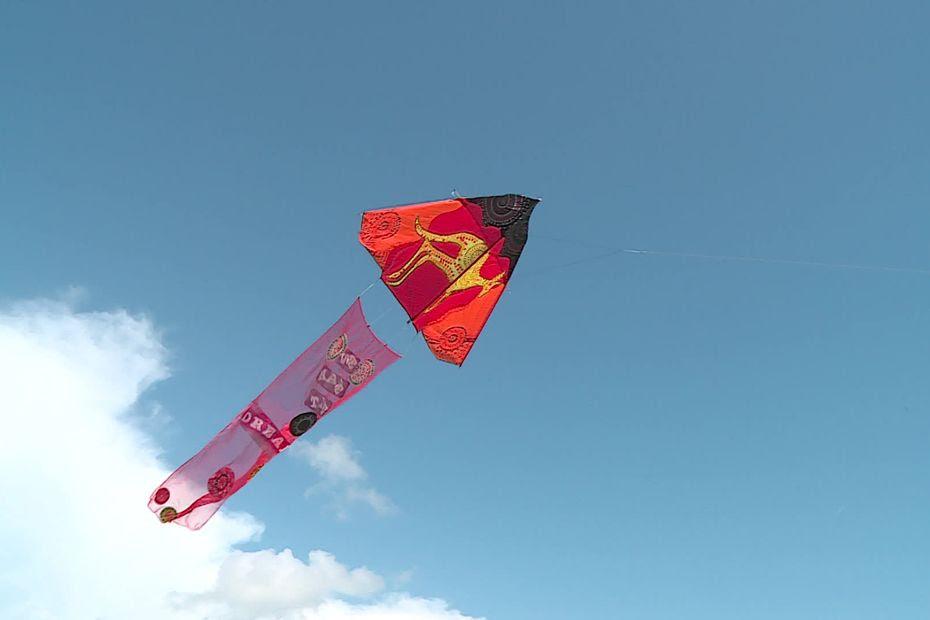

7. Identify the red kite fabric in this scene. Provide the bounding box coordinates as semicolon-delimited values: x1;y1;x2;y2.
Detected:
359;194;539;365
148;299;400;530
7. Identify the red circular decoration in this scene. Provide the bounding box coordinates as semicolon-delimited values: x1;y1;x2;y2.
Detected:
349;359;375;385
423;325;473;364
439;326;468;352
360;212;401;243
154;487;170;505
327;334;347;360
207;467;235;499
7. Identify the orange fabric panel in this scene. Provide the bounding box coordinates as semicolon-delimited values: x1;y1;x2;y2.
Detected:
359;200;462;268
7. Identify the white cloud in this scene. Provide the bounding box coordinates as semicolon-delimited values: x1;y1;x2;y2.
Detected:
344;486;397;516
296;435;368;481
292;435;398;519
0;296;480;620
183;549;383;619
293;595;487;620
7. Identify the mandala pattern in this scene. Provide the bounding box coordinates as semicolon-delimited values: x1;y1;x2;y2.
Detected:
327;334;347;360
424;326;475;363
468;194;539;275
159;507;178;523
349;359;375;384
438;326;467;351
360;211;401;244
471;193;528;227
289;411;318;436
207;467;235;499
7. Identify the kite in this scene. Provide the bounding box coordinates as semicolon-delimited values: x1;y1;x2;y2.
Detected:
359;193;539;365
148;300;400;529
150;193;538;529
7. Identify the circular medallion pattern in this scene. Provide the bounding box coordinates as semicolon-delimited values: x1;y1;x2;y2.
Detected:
207;467;235;499
327;334;347;359
289;411;318;437
360;212;401;243
349;359;375;384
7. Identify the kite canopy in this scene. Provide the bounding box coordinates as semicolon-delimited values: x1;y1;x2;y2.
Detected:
359;194;539;365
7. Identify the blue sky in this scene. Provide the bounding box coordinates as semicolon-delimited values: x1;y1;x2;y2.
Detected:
3;2;930;618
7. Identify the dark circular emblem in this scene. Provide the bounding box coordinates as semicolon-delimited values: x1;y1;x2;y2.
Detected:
289;411;318;437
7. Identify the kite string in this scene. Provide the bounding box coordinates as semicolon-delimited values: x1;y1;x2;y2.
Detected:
370;315;418;357
367;304;400;329
399;323;419;356
617;248;930;275
520;234;930;278
356;280;378;299
355;279;417;355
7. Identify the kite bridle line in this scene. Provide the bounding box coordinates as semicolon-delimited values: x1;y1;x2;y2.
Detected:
356;283;416;355
618;248;930;276
356;280;378;299
512;234;930;282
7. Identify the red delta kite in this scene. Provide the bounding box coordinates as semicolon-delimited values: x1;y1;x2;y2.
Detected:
359;194;539;365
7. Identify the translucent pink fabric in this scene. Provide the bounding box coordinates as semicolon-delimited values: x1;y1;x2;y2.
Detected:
148;299;401;530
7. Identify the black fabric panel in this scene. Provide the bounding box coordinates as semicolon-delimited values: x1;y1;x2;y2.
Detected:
466;194;540;275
